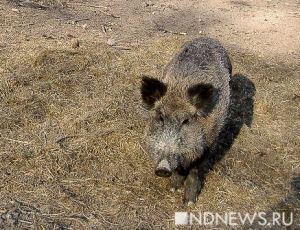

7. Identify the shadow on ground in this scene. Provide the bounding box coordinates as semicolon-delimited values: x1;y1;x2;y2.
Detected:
194;73;256;192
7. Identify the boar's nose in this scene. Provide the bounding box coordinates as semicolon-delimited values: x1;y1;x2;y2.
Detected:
155;159;172;177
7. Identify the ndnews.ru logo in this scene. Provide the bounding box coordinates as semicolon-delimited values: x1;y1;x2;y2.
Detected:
175;211;294;227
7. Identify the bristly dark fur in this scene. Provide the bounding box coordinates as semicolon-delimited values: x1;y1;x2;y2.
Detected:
141;37;232;204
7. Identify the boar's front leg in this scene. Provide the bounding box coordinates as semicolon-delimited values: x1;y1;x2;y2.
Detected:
183;167;202;205
170;170;187;192
183;158;210;205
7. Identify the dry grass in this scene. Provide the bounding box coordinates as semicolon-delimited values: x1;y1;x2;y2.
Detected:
10;0;68;9
0;37;299;229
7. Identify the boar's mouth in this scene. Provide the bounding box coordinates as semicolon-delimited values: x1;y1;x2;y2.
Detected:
155;159;172;177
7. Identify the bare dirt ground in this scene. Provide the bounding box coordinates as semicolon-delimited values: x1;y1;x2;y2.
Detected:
0;0;299;229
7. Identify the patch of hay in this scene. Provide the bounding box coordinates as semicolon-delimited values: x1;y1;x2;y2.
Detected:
0;37;299;229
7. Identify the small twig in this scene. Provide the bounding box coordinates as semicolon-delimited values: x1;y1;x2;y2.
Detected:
74;18;90;23
155;23;186;35
97;212;120;226
42;34;55;40
69;197;86;206
0;209;7;215
55;135;82;144
66;214;89;222
73;3;119;18
62;178;101;183
16;22;35;27
73;3;108;9
18;219;33;225
101;25;107;34
263;162;278;172
138;142;147;155
41;212;66;216
14;199;41;213
292;94;300;100
1;137;32;145
98;9;120;18
161;29;187;35
19;1;48;10
60;185;77;198
112;45;131;50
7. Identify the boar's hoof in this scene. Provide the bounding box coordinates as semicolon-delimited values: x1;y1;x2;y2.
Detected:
155;159;172;177
183;197;198;207
187;201;196;207
170;187;182;193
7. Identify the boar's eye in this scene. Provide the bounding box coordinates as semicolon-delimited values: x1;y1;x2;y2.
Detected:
154;111;164;124
154;112;164;126
182;119;189;125
157;114;164;123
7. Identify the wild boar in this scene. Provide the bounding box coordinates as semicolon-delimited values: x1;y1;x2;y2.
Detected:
141;37;232;204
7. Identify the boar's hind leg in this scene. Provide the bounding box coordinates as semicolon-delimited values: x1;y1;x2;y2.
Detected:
170;172;186;192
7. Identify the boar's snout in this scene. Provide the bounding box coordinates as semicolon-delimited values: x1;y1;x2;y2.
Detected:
155;159;172;177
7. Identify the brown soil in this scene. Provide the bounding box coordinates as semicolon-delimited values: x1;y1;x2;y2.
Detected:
0;0;299;229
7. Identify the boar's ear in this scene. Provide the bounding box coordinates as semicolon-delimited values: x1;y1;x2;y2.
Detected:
141;76;167;109
187;83;215;114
